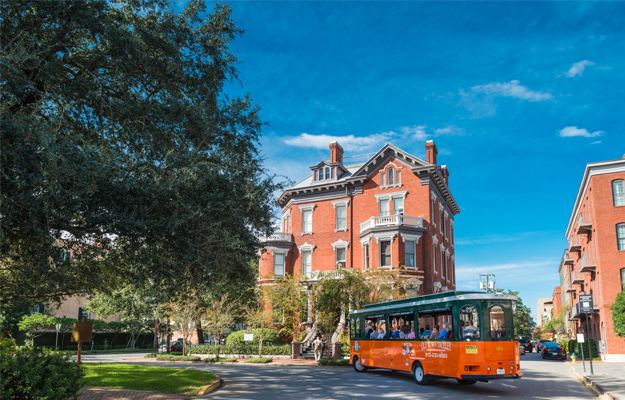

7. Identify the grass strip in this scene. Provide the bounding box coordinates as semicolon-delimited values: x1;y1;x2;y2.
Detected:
243;357;273;363
81;363;215;397
318;358;350;366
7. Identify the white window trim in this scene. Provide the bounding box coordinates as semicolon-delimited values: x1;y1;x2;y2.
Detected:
270;248;288;277
432;242;437;275
332;200;349;232
400;233;422;244
373;232;396;244
331;239;350;251
301;249;313;278
363;242;370;270
379;239;393;269
298;243;316;252
299;204;316;236
374;191;408;203
403;238;417;270
379;162;404;190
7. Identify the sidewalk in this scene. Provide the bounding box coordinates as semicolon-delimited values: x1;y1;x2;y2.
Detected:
567;361;625;400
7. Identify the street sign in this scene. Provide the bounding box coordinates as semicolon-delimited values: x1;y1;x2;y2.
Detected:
71;317;92;343
579;294;594;313
244;334;254;341
577;333;585;343
246;326;252;334
55;323;62;332
548;332;553;337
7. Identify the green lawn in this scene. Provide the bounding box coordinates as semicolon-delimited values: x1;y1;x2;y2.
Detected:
81;363;216;397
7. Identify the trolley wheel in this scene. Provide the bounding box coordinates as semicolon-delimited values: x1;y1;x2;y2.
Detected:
457;379;477;385
352;356;368;373
412;361;430;385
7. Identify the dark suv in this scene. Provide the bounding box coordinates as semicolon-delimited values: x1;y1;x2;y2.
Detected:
518;338;533;352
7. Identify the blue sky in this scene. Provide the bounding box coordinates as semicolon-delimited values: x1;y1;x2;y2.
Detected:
186;1;624;321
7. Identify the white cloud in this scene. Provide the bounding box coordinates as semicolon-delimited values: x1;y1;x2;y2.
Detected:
400;125;428;141
434;126;465;136
564;60;595;77
559;126;603;138
284;132;392;152
468;80;553;102
591;141;602;145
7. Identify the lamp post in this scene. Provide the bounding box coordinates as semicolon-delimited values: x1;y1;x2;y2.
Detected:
55;323;61;350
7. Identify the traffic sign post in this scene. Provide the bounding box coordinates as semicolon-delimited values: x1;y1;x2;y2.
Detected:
577;333;586;372
579;294;594;375
55;323;62;350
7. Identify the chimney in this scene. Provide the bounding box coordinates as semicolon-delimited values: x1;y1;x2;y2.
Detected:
425;140;437;165
330;141;344;164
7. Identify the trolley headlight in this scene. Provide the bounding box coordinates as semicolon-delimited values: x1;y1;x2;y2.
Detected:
487;366;491;371
510;366;514;370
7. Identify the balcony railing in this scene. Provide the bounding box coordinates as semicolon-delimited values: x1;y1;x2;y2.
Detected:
568;303;580;321
577;211;592;233
302;269;343;281
580;249;596;272
563;250;574;265
568;234;582;251
565;283;576;294
259;232;293;242
360;214;423;233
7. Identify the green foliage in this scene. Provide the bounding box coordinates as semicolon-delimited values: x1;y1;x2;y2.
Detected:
568;338;599;358
18;313;57;345
298;332;307;342
0;338;16;353
502;290;536;338
226;329;284;346
1;347;83;399
144;353;159;358
203;357;237;362
190;344;290;356
558;339;570;350
318;358;350;366
266;274;306;342
340;345;350;357
243;357;273;363
155;355;201;362
610;291;625;337
1;0;283;307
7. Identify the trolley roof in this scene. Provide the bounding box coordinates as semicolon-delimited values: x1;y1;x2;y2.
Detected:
349;291;518;315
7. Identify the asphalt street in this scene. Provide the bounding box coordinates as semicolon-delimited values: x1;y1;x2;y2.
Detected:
81;352;594;400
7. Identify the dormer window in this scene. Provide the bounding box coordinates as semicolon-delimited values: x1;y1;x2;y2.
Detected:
325;167;330;180
379;163;402;189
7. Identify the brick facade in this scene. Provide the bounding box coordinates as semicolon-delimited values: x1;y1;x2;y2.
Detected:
259;141;459;310
564;157;625;362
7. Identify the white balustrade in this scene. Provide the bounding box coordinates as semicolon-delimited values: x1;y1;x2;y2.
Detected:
359;215;423;233
259;232;293;242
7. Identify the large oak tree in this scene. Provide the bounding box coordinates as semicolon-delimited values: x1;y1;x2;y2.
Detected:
1;0;281;307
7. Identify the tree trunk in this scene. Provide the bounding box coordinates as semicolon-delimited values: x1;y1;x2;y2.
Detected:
166;318;171;353
258;335;263;358
196;318;204;344
153;319;159;348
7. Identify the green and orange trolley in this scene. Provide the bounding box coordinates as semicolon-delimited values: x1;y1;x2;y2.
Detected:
349;291;523;385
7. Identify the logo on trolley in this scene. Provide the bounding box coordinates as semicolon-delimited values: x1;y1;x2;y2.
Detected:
353;340;361;352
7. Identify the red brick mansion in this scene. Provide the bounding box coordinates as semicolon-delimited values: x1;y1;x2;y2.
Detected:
258;140;460;298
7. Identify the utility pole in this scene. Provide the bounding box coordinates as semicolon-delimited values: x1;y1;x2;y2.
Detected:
479;274;496;293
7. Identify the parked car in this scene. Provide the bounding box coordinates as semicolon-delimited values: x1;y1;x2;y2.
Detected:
158;340;183;353
519;343;526;355
518;338;533;352
541;342;567;360
536;339;551;353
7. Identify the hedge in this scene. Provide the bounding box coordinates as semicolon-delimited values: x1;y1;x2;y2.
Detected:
190;344;291;356
1;347;84;400
318;358;350;366
243;357;273;363
203;357;237;363
155;355;201;362
568;338;598;357
225;329;285;346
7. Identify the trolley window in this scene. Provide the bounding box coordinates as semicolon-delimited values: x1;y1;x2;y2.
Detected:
459;305;481;339
364;314;387;339
417;307;453;340
489;305;507;339
388;311;416;339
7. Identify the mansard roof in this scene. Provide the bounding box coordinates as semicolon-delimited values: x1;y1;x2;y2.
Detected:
278;142;460;215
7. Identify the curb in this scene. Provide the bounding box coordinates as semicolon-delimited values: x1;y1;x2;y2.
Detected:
565;362;617;400
198;373;221;396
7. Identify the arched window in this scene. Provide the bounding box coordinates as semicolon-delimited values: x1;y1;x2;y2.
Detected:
388;168;394;185
617;223;625;251
459;305;480;339
613;180;625;206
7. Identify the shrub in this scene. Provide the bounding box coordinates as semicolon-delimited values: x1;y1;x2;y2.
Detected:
203;357;237;363
189;344;290;356
0;338;16;353
155;355;201;362
243;357;272;363
298;332;307;342
340;345;350;357
318;358;350;366
1;347;84;399
144;353;159;358
568;338;598;357
226;329;284;346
